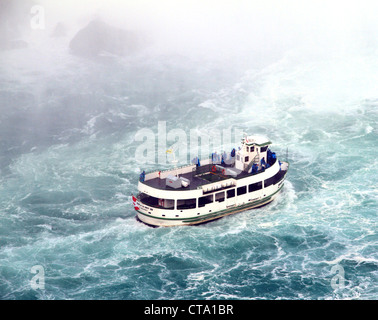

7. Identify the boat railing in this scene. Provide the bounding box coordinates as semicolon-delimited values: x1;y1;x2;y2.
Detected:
141;156;280;183
143;163;196;181
199;178;237;193
142;157;214;182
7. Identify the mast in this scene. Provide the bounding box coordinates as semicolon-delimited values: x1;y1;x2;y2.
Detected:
166;146;178;177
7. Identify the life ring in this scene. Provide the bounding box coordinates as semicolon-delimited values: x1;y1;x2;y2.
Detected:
212;165;217;172
222;169;225;175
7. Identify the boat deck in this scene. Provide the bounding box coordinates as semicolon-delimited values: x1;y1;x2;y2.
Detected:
141;163;258;191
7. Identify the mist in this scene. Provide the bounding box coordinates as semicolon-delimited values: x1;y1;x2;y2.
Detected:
1;0;378;171
1;0;378;300
4;0;378;61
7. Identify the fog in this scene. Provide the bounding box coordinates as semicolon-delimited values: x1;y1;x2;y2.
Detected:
1;0;378;170
3;0;378;61
1;0;378;301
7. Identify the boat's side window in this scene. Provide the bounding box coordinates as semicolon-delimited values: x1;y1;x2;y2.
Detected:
177;198;196;209
249;181;263;192
227;189;235;198
199;194;213;207
260;146;268;152
140;194;175;209
237;186;247;196
160;198;175;209
264;177;274;188
264;170;285;188
215;191;225;202
245;156;249;163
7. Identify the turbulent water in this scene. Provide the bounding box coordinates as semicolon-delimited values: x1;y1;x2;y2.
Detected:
0;34;377;300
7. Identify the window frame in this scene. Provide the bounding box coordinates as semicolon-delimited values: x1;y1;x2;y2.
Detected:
227;189;236;198
177;198;197;210
248;181;263;192
215;191;225;202
237;185;247;196
198;194;214;207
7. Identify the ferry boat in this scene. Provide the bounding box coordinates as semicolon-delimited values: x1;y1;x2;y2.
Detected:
132;135;289;227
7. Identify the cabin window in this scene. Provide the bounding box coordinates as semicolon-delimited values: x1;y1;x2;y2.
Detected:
245;156;249;163
159;198;175;209
264;170;286;188
139;194;174;210
250;146;254;152
215;191;225;202
246;147;249;152
177;198;196;209
260;146;268;152
237;186;247;196
199;194;213;207
249;181;263;192
264;178;273;188
227;189;235;198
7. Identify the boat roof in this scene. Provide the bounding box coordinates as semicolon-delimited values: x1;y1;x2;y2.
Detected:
141;163;251;191
242;135;271;146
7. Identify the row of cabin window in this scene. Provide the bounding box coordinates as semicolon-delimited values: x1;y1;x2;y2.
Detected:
156;171;284;210
175;181;264;209
176;171;284;209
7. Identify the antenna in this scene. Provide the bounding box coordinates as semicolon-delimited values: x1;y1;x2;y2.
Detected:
286;147;289;163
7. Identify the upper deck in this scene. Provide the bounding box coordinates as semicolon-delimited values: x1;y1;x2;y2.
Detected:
138;135;288;196
139;157;280;192
141;164;238;191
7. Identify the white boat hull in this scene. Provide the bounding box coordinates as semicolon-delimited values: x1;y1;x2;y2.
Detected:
135;182;284;227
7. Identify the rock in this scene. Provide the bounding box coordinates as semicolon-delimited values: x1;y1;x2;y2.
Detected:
69;20;140;57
